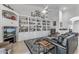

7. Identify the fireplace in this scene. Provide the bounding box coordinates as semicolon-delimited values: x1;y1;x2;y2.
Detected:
3;26;16;43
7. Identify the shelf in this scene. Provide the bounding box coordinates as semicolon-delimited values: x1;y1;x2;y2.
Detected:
19;15;52;32
2;10;17;20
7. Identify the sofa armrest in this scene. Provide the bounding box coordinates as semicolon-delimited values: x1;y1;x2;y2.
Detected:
51;41;66;50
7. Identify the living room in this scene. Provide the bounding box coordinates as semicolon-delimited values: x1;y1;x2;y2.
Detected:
0;4;79;54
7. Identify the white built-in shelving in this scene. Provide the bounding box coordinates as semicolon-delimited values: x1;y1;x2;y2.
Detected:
19;15;52;32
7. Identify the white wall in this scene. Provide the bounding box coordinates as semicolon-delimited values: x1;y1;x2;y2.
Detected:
73;21;79;33
10;4;43;16
48;7;59;32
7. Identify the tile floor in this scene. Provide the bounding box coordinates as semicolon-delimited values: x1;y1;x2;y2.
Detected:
12;41;30;54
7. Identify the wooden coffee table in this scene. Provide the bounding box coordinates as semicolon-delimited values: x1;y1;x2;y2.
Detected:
35;39;55;53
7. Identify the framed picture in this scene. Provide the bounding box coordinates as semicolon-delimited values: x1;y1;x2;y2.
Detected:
53;21;56;26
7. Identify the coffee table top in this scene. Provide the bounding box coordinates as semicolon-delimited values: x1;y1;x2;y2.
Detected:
35;39;54;49
24;38;55;54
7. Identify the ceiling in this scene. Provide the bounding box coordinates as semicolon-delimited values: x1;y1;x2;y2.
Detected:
9;4;79;20
9;4;79;13
26;4;78;10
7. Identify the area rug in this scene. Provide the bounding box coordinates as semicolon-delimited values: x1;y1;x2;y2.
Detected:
24;38;55;54
24;38;44;54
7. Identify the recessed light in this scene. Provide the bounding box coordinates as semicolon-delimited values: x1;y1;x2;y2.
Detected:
61;7;67;11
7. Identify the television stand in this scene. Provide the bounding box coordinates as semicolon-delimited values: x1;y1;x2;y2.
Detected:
4;36;16;43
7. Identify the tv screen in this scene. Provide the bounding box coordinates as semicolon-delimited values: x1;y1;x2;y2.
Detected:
4;27;16;38
6;28;16;33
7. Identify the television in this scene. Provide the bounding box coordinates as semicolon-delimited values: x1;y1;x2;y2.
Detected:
4;27;16;38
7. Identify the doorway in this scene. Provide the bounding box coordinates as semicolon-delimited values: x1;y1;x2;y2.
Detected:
73;20;79;33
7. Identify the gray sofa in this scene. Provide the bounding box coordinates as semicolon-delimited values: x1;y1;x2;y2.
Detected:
52;32;78;54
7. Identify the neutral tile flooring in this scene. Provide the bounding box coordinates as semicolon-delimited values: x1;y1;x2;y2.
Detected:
12;38;79;54
12;41;30;54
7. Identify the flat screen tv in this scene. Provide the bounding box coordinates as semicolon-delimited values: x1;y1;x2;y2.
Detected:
4;27;16;38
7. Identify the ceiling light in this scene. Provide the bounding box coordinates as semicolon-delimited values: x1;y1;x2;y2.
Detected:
62;7;67;11
42;10;47;14
41;5;48;14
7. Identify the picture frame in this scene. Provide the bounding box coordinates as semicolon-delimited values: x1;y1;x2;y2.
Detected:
53;21;56;26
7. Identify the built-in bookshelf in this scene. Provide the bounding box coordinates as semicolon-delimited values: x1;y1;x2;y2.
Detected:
19;15;51;32
36;18;42;31
29;17;36;32
42;20;46;31
19;16;29;32
47;20;51;30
